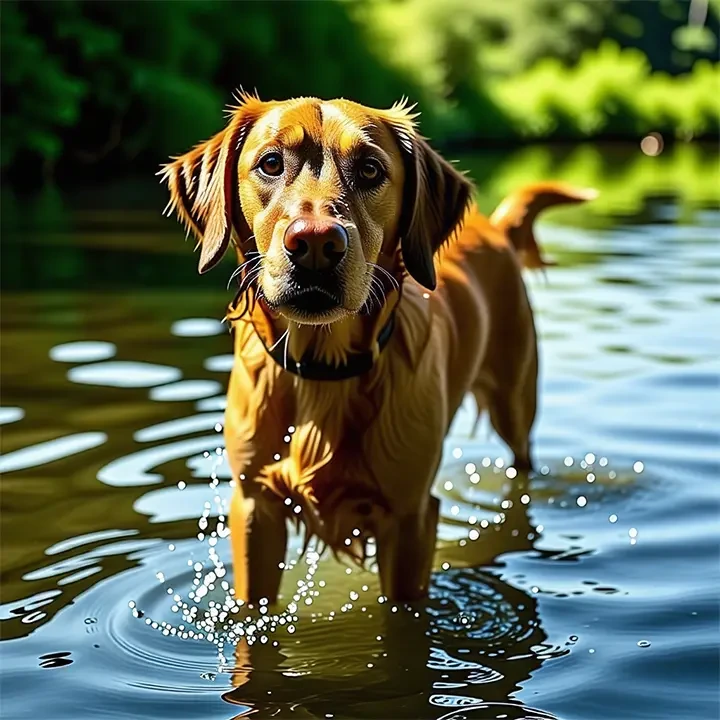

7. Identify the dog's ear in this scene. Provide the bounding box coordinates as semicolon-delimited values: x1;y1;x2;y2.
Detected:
159;92;263;274
382;103;473;290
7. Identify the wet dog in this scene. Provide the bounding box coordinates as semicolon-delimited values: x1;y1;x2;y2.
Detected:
161;93;594;602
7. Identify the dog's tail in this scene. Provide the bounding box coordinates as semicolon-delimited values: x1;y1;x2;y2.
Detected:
490;182;598;269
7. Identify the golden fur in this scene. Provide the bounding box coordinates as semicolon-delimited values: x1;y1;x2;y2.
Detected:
161;93;595;602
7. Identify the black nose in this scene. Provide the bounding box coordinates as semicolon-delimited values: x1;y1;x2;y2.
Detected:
283;217;348;271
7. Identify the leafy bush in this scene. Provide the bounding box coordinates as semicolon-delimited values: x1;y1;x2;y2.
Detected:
1;1;718;187
492;41;720;141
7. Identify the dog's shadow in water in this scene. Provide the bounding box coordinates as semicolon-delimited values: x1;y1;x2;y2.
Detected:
222;474;560;720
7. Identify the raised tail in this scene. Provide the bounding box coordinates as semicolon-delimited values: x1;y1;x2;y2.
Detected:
490;182;598;269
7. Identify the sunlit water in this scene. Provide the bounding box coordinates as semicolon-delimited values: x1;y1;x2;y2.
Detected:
1;146;719;719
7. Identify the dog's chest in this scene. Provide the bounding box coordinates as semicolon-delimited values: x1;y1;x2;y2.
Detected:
253;396;390;549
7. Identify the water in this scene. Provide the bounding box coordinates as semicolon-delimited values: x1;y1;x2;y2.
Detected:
1;144;719;719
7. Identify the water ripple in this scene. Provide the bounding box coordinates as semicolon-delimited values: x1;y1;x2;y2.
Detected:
68;361;182;388
50;341;116;363
149;381;223;402
0;432;108;473
97;435;221;486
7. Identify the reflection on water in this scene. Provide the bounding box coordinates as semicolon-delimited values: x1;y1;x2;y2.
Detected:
49;340;117;363
68;361;183;388
1;145;719;719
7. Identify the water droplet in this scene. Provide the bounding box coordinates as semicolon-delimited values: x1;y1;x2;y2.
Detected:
577;496;587;508
629;527;638;539
452;448;463;459
609;514;618;523
637;640;651;648
464;463;476;475
633;461;644;473
443;481;453;491
455;611;476;627
585;453;596;465
564;456;573;467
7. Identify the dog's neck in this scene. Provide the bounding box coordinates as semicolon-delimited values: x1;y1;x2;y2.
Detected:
227;254;403;373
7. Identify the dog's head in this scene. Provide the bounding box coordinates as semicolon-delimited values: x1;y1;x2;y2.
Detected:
161;94;472;325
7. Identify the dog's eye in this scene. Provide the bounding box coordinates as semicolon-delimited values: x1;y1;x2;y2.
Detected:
258;152;284;177
357;159;384;185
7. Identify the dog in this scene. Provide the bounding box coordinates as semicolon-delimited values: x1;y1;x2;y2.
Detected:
161;93;595;603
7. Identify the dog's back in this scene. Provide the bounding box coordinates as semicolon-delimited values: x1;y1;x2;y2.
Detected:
429;182;597;468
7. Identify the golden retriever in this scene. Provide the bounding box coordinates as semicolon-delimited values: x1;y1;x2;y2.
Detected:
161;93;594;603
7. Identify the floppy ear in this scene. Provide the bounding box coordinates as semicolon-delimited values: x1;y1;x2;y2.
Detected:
383;106;473;290
159;93;263;274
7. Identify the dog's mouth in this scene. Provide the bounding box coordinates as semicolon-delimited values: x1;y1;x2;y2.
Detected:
284;286;341;314
266;283;344;321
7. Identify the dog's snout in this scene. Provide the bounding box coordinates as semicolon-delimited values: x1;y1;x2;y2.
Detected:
283;217;348;271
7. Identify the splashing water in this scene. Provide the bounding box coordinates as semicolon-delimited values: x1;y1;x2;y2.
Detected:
127;441;642;675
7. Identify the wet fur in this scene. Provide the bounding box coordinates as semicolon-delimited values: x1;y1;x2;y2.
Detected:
161;93;595;602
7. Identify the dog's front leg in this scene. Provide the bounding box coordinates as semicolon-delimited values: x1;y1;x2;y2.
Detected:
376;495;440;602
230;485;287;605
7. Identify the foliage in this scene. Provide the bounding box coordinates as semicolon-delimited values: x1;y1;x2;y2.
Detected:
492;42;720;141
1;0;718;187
0;0;424;183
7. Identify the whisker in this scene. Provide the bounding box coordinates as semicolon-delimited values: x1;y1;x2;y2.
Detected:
283;326;291;371
237;266;262;290
227;256;262;289
268;328;289;353
367;287;379;311
367;262;399;291
369;275;388;307
367;275;386;311
237;267;263;294
370;273;386;298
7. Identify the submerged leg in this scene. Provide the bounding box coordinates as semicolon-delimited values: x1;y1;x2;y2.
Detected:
375;495;440;602
230;486;288;604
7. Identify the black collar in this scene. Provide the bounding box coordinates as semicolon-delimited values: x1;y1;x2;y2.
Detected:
261;312;396;381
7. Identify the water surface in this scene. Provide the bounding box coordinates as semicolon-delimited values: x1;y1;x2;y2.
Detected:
1;144;719;719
